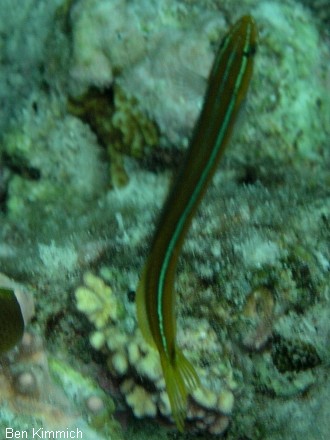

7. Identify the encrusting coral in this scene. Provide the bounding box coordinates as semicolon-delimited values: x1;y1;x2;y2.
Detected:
75;271;235;435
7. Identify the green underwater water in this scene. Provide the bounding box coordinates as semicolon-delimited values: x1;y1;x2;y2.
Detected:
0;0;329;439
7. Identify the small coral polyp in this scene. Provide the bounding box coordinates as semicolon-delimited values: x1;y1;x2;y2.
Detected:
75;271;235;435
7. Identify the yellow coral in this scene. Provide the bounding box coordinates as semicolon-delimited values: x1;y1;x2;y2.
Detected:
75;272;119;329
125;384;157;418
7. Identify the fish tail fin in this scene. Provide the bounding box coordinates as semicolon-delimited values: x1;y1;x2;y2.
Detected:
160;348;200;432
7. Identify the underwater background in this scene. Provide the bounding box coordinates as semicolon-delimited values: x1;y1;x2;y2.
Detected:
0;0;329;439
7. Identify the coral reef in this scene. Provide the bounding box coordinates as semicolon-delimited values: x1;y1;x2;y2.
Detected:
68;0;329;156
68;85;159;187
2;93;108;220
0;329;123;439
68;0;222;145
75;271;235;435
69;0;149;89
298;0;330;30
0;0;329;438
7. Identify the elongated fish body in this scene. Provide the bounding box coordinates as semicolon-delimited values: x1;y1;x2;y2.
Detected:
137;15;257;431
0;287;24;355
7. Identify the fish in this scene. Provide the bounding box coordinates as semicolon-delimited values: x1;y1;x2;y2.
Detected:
136;15;257;431
0;287;25;355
